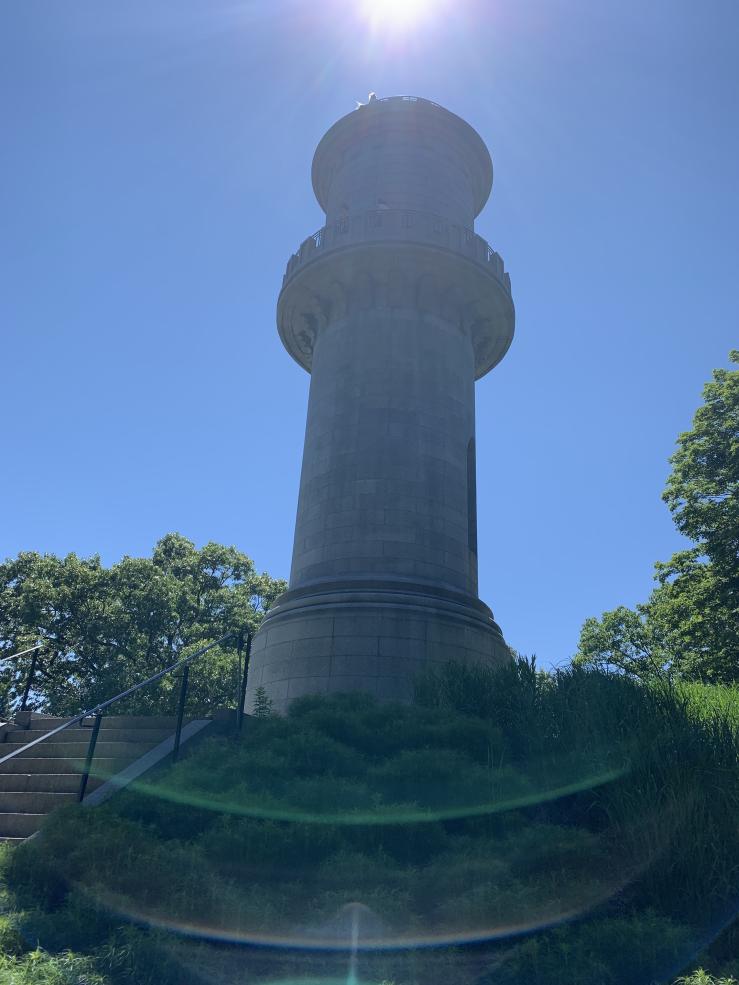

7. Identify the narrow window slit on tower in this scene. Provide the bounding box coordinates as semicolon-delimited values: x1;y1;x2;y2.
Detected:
467;437;478;558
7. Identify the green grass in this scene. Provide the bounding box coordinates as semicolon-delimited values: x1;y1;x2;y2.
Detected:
0;660;736;984
676;681;739;729
0;950;105;985
676;974;738;985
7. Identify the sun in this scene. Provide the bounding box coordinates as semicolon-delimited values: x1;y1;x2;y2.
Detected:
361;0;436;31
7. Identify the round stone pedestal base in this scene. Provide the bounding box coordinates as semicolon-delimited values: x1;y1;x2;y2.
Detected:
245;581;510;715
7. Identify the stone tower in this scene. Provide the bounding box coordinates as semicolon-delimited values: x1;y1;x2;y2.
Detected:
247;96;515;713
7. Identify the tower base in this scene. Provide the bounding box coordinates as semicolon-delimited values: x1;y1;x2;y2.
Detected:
245;581;510;714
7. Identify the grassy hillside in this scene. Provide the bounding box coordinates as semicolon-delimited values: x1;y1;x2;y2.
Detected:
0;660;737;984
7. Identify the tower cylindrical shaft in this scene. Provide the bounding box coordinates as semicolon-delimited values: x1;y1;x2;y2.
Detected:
291;308;478;596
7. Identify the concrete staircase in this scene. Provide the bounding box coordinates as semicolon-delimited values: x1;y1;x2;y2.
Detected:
0;714;191;843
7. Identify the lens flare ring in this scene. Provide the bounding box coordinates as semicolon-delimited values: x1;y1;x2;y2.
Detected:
121;764;627;825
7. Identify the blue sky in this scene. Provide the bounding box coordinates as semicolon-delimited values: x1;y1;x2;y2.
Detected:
2;0;737;666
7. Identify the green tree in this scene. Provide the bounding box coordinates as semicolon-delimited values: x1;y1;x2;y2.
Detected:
664;351;739;575
0;534;286;716
576;606;672;678
577;352;738;684
252;686;274;718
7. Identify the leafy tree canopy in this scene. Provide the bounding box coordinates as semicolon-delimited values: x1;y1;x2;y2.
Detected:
664;351;739;575
577;353;738;684
0;533;286;716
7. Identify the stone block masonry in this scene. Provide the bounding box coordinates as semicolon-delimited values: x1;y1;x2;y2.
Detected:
246;95;515;714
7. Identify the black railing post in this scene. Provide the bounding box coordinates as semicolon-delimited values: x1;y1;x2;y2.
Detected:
234;630;244;715
172;664;190;762
78;711;102;802
236;632;252;734
19;647;40;713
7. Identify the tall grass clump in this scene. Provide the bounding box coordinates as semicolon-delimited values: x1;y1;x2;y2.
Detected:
676;681;739;730
418;659;739;919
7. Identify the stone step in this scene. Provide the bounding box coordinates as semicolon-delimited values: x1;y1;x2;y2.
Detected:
0;791;77;814
26;715;186;730
0;773;102;793
0;741;161;760
0;714;215;842
4;728;90;742
0;813;45;838
0;757;127;775
4;728;174;745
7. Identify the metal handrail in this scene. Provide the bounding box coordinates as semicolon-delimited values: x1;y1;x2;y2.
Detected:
0;630;253;800
0;643;44;664
0;643;45;713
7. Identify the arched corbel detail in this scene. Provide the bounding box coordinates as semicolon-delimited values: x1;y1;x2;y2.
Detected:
325;279;349;321
415;272;439;315
353;270;375;312
439;284;468;332
384;268;408;309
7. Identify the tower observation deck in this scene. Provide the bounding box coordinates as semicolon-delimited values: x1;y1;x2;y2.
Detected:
247;96;515;713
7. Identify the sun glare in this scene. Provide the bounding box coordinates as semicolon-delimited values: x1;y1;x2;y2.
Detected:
361;0;436;31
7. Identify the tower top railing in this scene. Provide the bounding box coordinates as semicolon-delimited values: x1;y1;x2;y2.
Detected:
371;95;444;109
281;208;512;297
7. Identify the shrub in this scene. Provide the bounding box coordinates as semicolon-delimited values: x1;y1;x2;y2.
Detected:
485;911;695;985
